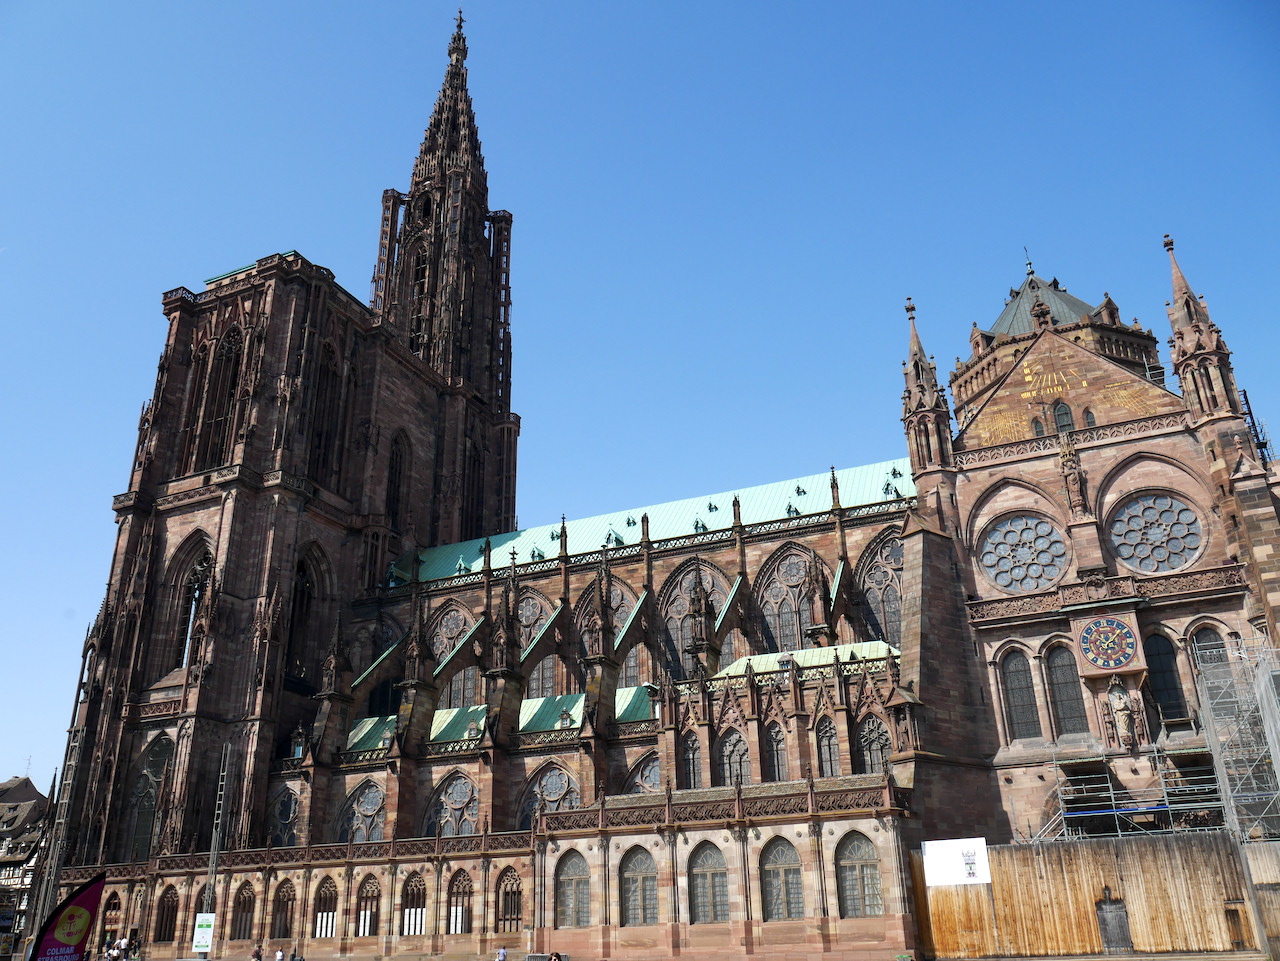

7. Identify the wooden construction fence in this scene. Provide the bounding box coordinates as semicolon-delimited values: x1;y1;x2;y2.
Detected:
1242;839;1280;959
911;832;1257;957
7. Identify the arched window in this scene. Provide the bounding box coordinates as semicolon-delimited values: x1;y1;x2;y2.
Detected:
688;843;729;924
355;876;380;937
1001;651;1041;740
191;886;214;936
528;655;555;699
401;873;428;936
125;735;174;862
715;729;750;787
153;886;179;943
308;343;343;483
682;731;702;789
271;881;295;941
855;716;891;774
230;883;255;940
861;537;904;646
268;789;299;847
426;774;479;836
285;558;316;678
619;847;658;927
386;435;406;532
1032;418;1045;437
763;723;788;781
758;552;816;652
337;783;385;843
1046;647;1089;735
760;838;804;921
621;646;641;687
179;344;210;470
443;666;479;708
554;851;590;928
175;550;212;671
835;832;883;918
518;767;580;830
662;566;726;677
313;877;338;938
195;327;243;471
815;716;840;777
1053;401;1075;434
1083;409;1097;428
494;868;522;934
625;755;661;794
1144;634;1187;721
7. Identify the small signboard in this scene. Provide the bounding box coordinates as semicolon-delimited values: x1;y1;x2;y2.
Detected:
191;914;216;952
921;837;991;886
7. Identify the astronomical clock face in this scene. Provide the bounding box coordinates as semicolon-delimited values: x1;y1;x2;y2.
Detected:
1079;617;1138;671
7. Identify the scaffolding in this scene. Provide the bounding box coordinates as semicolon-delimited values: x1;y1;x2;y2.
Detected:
1194;632;1280;841
1027;747;1225;842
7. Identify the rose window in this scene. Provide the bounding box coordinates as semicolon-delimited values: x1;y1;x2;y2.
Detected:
1109;494;1202;573
979;515;1068;593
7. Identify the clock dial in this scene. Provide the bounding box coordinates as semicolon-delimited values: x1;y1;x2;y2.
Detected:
1079;617;1138;671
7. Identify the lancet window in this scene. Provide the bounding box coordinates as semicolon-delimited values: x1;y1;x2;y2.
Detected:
855;716;891;774
426;774;479;836
230;883;255;941
1001;651;1041;740
688;843;729;923
815;716;840;777
715;729;751;787
662;566;726;677
312;878;338;938
400;873;428;936
175;549;213;671
308;343;343;483
763;723;788;782
1144;634;1187;721
267;789;298;847
625;755;661;794
861;537;904;646
125;735;173;862
154;887;179;943
195;327;243;471
1046;646;1089;735
494;869;522;933
758;552;816;652
337;783;385;843
682;731;703;789
355;876;380;937
519;767;581;830
271;881;295;940
284;558;317;678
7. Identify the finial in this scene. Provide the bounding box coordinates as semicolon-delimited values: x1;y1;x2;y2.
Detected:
1163;233;1174;252
904;297;915;321
1024;246;1033;276
449;9;468;63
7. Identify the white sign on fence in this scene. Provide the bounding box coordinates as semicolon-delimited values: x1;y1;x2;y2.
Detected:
191;913;216;952
921;837;991;886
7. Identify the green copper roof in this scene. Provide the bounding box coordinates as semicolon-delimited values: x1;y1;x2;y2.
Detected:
345;714;397;750
717;641;896;676
519;693;584;732
395;457;912;584
615;685;656;723
990;273;1098;337
430;705;487;741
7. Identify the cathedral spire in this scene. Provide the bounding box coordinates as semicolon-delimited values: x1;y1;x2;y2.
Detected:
902;298;944;417
412;14;485;192
1164;234;1210;330
901;298;953;475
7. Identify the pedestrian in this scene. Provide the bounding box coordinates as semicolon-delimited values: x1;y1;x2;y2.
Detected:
252;946;262;961
275;948;284;961
496;947;507;961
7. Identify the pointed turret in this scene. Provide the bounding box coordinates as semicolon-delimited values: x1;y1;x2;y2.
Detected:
901;299;953;476
1162;236;1240;420
1164;234;1210;330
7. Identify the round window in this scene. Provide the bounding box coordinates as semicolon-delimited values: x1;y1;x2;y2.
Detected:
979;515;1068;593
1108;493;1203;573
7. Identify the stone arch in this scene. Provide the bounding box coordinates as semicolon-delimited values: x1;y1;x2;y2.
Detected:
853;527;905;647
517;762;581;830
423;771;480;836
572;574;639;670
426;600;476;666
655;558;732;678
161;530;215;679
964;477;1070;548
623;752;661;794
1093;451;1213;522
334;779;386;843
752;541;831;654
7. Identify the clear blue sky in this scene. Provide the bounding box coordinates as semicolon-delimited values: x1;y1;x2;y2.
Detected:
1;1;1277;789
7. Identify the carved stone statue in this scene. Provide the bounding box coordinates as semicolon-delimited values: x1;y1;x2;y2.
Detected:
1108;675;1134;748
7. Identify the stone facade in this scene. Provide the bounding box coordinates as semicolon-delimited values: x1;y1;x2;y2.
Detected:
50;18;1280;961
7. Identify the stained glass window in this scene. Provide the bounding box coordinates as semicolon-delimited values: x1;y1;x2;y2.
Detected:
313;878;338;938
1109;494;1203;574
495;869;522;933
442;665;479;709
401;873;428;936
980;515;1067;593
268;789;298;847
715;729;751;787
528;655;555;698
196;327;243;471
554;851;590;928
626;755;661;794
682;732;702;789
154;886;179;943
816;717;840;777
861;537;904;646
688;843;729;923
764;723;788;782
126;735;173;862
1001;651;1041;740
337;783;385;843
619;847;658;926
1144;635;1187;720
271;881;294;940
356;876;380;937
855;716;891;774
230;883;255;940
835;833;883;917
760;839;804;921
519;767;580;830
1046;647;1089;735
759;553;815;652
447;872;472;934
426;774;479;836
386;435;406;532
1053;401;1075;433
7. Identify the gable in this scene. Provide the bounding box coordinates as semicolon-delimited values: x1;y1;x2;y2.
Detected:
956;331;1183;449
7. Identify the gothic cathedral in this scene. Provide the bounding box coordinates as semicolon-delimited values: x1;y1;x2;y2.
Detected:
50;18;1280;961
